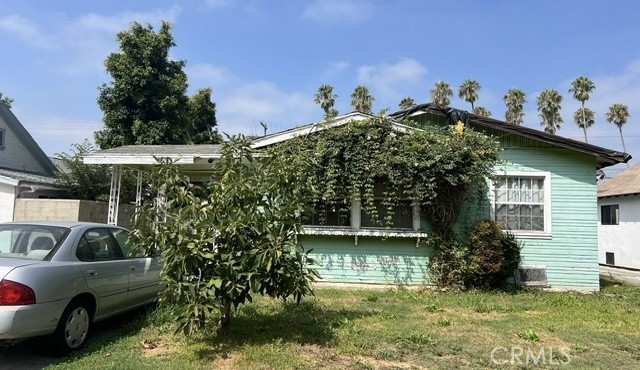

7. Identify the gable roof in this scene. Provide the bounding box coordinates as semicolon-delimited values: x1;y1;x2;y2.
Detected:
598;163;640;197
251;111;416;148
389;103;631;169
0;103;57;175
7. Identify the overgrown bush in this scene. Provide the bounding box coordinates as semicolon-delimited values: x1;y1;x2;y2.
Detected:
466;219;521;289
427;220;521;290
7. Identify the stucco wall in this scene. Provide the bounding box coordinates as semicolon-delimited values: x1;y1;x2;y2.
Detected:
0;183;16;222
598;195;640;269
14;199;136;228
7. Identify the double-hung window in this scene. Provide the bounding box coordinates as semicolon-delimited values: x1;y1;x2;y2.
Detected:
493;171;551;235
600;205;619;225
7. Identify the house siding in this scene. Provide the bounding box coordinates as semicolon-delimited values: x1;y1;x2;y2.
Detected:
598;195;640;269
301;235;430;285
498;145;600;291
0;115;49;175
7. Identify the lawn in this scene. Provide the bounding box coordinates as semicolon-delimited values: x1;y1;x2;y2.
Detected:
46;277;640;369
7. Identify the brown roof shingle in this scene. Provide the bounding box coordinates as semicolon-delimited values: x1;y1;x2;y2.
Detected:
598;163;640;197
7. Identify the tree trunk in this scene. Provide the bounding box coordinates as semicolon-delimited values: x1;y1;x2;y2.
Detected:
583;126;588;143
619;127;629;167
581;102;588;143
218;302;232;333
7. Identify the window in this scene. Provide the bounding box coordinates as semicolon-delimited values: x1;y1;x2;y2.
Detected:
303;199;351;227
76;228;121;261
493;172;551;234
0;128;4;149
601;205;619;225
360;186;414;230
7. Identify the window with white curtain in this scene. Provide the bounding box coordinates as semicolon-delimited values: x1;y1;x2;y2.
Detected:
493;172;551;234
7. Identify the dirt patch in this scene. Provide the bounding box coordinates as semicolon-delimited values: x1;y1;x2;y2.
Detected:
141;337;180;358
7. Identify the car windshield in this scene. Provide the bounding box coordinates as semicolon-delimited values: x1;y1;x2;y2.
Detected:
0;224;70;261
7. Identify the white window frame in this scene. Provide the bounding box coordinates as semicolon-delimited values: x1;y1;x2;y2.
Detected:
490;171;552;238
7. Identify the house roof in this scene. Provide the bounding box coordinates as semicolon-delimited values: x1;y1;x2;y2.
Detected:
0;168;59;191
389;103;631;170
0;103;58;175
83;144;223;165
598;163;640;197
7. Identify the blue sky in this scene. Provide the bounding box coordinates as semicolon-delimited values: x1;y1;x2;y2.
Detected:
1;0;638;176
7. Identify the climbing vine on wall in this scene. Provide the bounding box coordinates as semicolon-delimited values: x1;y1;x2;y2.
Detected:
269;115;501;237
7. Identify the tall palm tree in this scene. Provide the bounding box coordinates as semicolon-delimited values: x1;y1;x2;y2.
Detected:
569;76;596;142
503;88;527;125
473;106;491;117
458;79;481;110
314;84;338;119
430;81;453;107
536;89;563;134
606;103;630;153
399;96;415;110
573;107;595;142
350;85;374;114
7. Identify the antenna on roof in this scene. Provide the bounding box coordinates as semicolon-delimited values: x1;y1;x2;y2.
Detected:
260;121;267;137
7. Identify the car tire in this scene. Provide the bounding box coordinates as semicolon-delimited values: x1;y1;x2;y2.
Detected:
50;299;92;354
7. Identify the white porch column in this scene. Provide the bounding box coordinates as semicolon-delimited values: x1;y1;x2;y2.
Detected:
107;165;122;225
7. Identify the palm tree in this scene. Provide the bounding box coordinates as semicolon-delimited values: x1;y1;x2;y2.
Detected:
473;106;491;117
399;96;415;110
0;91;14;108
569;76;596;142
536;89;563;134
430;81;453;107
503;88;527;125
573;107;595;142
350;85;374;114
606;103;630;153
458;79;481;110
314;84;338;119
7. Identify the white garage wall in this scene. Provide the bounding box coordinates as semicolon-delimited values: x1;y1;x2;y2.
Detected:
598;195;640;269
0;183;17;222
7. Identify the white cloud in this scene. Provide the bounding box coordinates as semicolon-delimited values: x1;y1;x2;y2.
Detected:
201;0;237;10
0;6;182;75
216;81;317;137
302;0;374;23
187;63;237;87
356;58;428;101
324;60;350;76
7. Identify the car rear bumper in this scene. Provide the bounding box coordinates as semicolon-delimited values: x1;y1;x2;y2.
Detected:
0;300;68;339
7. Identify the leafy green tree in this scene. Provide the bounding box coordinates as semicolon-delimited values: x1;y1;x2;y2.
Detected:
0;91;14;108
430;81;453;107
130;137;318;333
606;103;631;153
536;89;563;134
54;140;137;202
473;106;491;117
314;84;338;119
573;107;595;143
569;76;596;142
350;85;374;113
95;21;220;149
503;88;527;125
186;88;223;144
399;96;416;110
458;79;481;110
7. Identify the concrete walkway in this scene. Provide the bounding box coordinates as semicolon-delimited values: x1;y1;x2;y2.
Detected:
600;265;640;286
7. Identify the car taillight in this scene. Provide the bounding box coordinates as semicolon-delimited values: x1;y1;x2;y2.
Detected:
0;280;36;305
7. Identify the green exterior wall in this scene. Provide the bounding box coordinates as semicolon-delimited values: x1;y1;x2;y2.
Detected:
302;119;601;291
301;235;431;285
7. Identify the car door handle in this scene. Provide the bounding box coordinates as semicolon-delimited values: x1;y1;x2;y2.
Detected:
129;266;136;271
87;270;97;276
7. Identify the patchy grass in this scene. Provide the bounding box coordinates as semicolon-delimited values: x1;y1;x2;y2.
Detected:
42;277;640;369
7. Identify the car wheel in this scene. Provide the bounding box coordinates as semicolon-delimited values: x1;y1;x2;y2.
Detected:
51;299;92;353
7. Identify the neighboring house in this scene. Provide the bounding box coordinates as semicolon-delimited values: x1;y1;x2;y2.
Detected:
598;163;640;270
85;104;630;291
0;103;61;222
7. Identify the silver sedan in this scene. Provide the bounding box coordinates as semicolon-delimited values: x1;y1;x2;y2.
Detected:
0;222;161;353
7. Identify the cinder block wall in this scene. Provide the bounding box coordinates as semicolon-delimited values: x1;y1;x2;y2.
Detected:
14;199;135;229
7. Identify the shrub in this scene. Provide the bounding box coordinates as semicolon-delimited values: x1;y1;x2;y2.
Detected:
426;236;470;290
466;219;521;289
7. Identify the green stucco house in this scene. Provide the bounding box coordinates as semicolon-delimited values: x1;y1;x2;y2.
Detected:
86;103;630;292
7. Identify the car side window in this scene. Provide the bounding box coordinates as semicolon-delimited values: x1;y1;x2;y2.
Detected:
76;228;122;262
110;229;139;258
